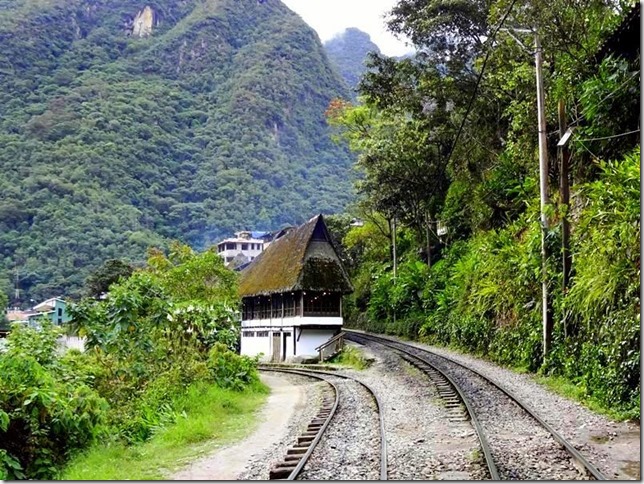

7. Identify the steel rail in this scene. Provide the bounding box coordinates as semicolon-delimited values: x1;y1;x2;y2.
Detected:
261;365;388;480
342;334;499;480
346;330;607;481
260;367;340;480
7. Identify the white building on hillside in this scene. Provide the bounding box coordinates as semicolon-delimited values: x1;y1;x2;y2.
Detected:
217;231;267;266
238;214;353;362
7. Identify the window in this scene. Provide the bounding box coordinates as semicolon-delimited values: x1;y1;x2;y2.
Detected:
243;331;255;337
257;331;269;337
258;297;271;320
241;243;248;250
57;308;63;316
271;294;282;319
226;243;235;250
283;293;298;318
243;299;254;320
243;297;276;320
304;292;341;317
57;318;62;324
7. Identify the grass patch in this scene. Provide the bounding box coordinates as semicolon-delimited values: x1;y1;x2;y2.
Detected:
328;345;372;370
61;380;269;480
534;374;638;422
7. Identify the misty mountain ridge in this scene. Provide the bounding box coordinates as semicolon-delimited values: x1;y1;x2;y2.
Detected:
0;0;355;301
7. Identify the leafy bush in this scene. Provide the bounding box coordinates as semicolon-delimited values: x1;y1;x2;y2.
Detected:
207;343;259;391
329;345;371;370
1;244;260;478
351;148;640;417
0;324;107;479
3;320;61;367
545;148;640;414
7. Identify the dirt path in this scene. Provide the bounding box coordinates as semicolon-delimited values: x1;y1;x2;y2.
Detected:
172;373;305;480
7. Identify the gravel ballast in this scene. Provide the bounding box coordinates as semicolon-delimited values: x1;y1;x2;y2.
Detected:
353;332;640;480
425;351;588;479
298;377;381;480
339;343;487;480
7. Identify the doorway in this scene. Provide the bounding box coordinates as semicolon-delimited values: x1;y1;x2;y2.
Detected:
271;333;281;362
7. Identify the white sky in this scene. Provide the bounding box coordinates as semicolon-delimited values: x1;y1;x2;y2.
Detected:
281;0;413;57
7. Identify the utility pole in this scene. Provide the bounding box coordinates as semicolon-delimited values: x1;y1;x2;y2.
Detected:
392;216;397;326
535;32;553;358
558;101;572;289
14;267;19;303
500;27;553;359
392;216;397;280
558;100;572;338
425;213;432;269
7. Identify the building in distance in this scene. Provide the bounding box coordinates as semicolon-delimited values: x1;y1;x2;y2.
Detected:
216;230;272;267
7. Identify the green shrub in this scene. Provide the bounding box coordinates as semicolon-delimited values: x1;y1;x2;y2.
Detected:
330;345;371;370
3;320;61;366
361;149;640;417
544;149;640;414
207;343;259;391
0;351;107;479
1;245;261;478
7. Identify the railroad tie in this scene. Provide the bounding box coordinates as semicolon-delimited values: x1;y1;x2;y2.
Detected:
398;351;471;426
269;387;336;480
269;465;298;480
286;446;309;455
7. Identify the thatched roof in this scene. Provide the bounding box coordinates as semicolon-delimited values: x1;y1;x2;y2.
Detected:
238;214;353;297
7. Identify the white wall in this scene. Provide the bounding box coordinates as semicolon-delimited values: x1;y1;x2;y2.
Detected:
57;336;85;352
241;324;339;361
240;329;271;359
296;329;337;356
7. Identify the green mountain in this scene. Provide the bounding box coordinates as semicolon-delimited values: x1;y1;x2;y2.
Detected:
324;27;381;92
0;0;355;303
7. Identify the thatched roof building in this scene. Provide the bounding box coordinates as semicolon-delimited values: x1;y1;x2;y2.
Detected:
238;214;352;298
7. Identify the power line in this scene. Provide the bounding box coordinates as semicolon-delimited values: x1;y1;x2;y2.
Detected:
577;140;601;160
443;0;519;167
575;128;640;142
568;70;640;129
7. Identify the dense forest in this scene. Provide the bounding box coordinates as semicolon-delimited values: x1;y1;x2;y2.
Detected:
0;0;640;479
324;28;382;93
329;0;640;417
0;0;354;303
0;244;264;479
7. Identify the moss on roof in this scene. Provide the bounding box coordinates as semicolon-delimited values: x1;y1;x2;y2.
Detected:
238;214;353;297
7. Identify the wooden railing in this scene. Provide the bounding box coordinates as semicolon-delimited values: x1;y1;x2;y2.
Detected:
315;332;345;362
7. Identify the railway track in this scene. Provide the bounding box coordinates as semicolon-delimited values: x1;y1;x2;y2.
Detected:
345;330;607;481
259;365;388;480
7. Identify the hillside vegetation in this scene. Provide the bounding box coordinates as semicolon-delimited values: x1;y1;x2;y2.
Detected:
0;0;353;302
329;0;640;417
324;28;381;93
0;244;265;479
